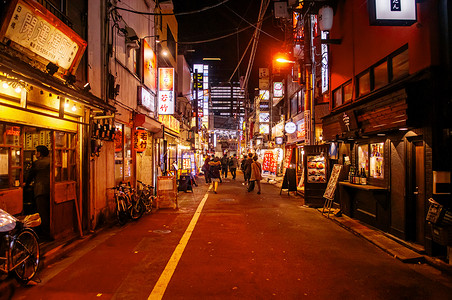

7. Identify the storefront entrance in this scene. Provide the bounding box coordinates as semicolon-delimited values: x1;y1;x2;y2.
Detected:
0;122;79;239
407;138;426;245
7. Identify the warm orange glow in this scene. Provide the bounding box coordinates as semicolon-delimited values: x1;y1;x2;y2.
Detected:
276;58;295;64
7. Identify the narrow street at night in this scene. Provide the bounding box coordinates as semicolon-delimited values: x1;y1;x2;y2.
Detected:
8;176;452;300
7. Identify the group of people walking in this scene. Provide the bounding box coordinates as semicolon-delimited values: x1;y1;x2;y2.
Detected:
241;153;262;194
201;152;262;195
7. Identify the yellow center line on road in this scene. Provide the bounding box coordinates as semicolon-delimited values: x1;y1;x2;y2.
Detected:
148;187;211;300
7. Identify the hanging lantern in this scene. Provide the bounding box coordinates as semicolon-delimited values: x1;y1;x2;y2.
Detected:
133;129;148;152
319;6;334;32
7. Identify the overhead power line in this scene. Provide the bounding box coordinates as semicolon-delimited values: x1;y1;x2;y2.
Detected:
112;0;230;16
177;15;272;45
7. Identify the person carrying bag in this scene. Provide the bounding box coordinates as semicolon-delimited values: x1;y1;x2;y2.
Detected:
248;155;262;194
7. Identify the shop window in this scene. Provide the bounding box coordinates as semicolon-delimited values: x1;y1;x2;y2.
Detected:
357;144;369;177
124;126;132;181
114;123;132;184
333;88;342;108
370;142;384;179
54;131;76;182
391;48;409;81
358;72;370;97
290;95;297;117
0;147;9;189
373;61;388;90
343;81;353;103
0;124;22;189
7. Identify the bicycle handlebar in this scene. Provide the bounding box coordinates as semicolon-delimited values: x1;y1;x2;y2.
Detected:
137;180;154;190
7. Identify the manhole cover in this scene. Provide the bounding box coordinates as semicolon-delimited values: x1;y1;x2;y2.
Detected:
219;198;236;202
153;229;172;234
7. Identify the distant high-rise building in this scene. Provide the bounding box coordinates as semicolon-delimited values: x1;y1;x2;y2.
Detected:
210;82;245;130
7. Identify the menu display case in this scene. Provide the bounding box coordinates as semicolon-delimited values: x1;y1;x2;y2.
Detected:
307;155;326;183
303;145;329;207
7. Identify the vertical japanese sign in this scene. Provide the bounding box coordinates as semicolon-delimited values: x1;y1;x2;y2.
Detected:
158;68;174;115
0;0;87;74
142;39;156;93
133;129;148;152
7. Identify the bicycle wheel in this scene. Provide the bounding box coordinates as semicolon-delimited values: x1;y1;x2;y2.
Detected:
117;196;129;225
145;195;154;214
11;228;40;284
130;198;145;220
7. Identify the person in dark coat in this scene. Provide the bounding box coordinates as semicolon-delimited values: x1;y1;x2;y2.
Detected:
25;145;51;240
229;154;238;180
202;156;211;184
221;156;229;178
209;157;222;193
243;153;254;185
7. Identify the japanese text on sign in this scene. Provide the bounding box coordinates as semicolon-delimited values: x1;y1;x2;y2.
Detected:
158;68;175;115
3;0;84;72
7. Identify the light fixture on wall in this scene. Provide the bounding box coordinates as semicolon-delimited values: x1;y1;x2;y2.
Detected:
83;82;91;92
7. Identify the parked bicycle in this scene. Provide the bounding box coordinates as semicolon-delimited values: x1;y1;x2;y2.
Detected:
137;180;156;214
110;183;145;225
0;209;40;284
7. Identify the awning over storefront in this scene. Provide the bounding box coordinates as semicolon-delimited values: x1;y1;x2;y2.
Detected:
0;51;115;112
134;113;162;133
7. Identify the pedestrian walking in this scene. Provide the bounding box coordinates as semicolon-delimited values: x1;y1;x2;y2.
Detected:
243;153;254;185
202;156;211;184
209;156;222;193
229;154;238;180
24;145;51;240
248;155;262;194
221;155;229;178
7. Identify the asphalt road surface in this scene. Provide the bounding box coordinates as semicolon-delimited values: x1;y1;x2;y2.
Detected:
9;175;452;299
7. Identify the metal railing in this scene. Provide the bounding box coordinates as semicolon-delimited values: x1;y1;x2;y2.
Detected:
35;0;73;28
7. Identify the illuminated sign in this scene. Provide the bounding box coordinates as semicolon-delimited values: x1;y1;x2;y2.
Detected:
142;39;156;93
259;113;270;123
275;137;284;145
138;86;154;112
273;82;283;98
321;31;329;94
158;115;180;133
369;0;416;26
259;124;270;134
0;0;87;74
158;68;174;115
6;126;20;136
297;120;305;140
285;122;296;134
133;129;148;152
259;90;270;101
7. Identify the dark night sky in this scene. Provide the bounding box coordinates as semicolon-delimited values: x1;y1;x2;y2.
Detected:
172;0;285;94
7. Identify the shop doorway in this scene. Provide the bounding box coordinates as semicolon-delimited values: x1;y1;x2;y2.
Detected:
407;138;425;245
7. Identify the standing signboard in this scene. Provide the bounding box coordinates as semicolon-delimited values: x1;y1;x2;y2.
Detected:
322;164;343;217
157;176;177;209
